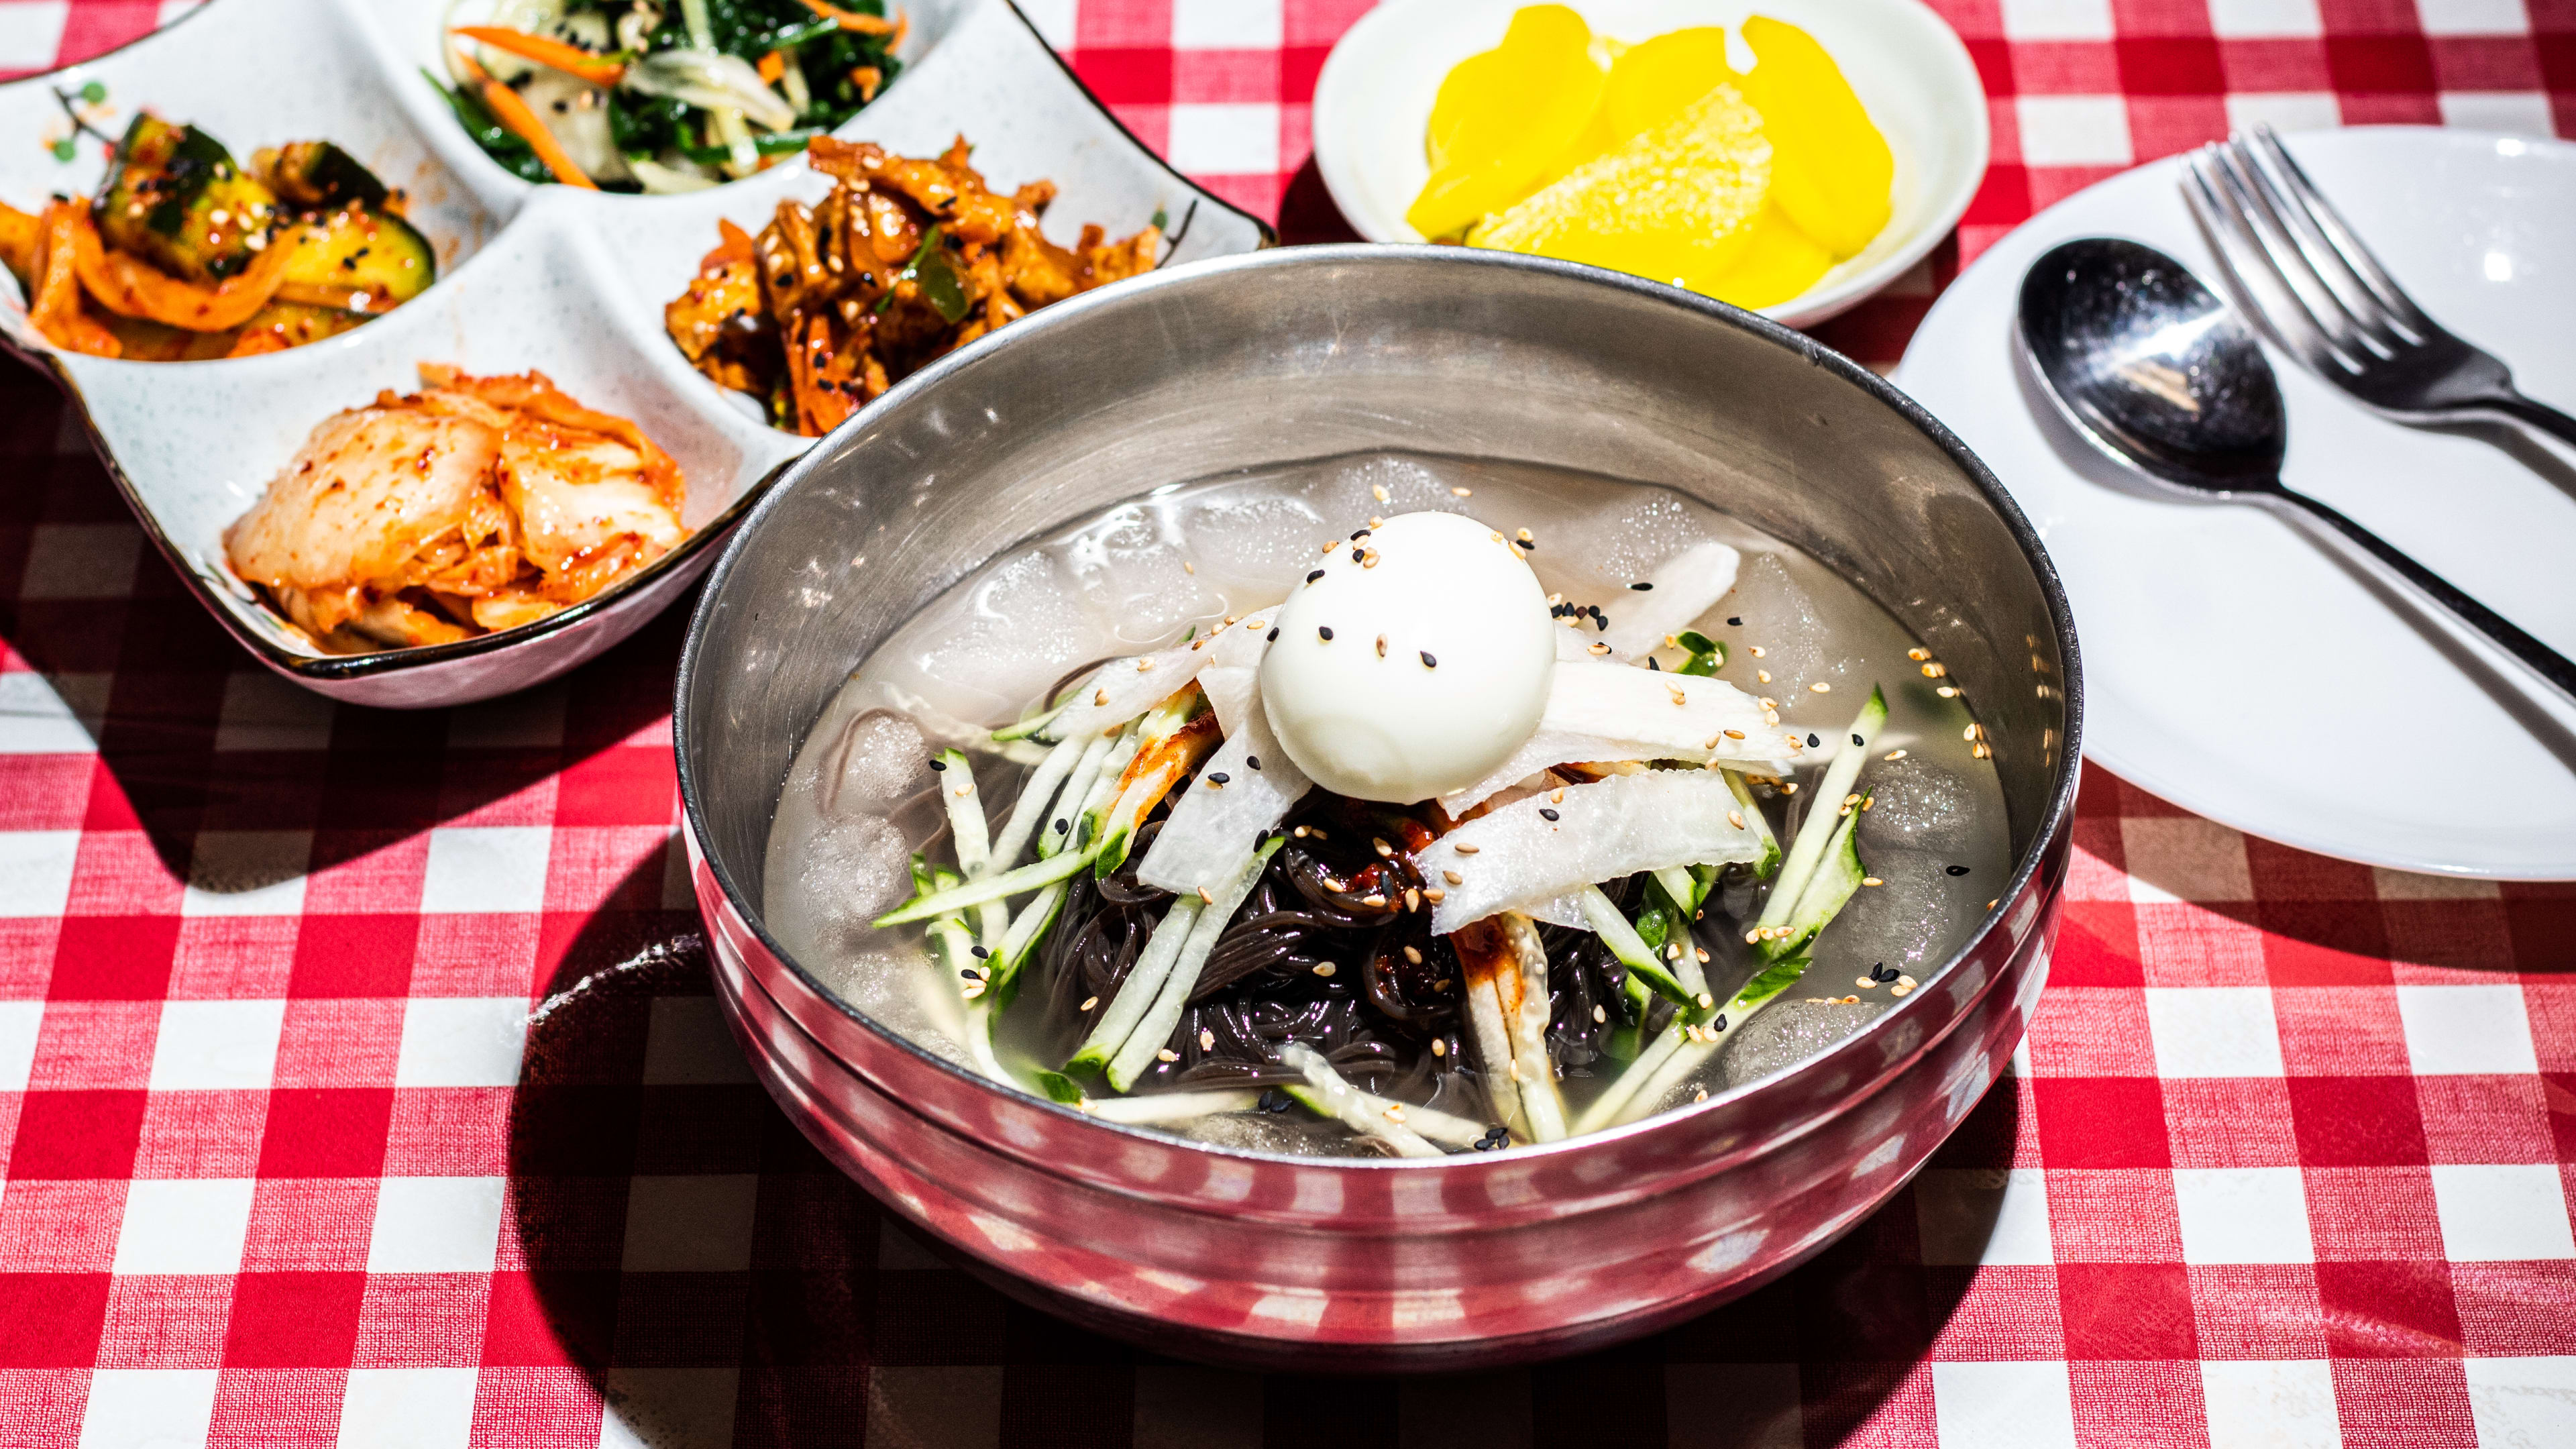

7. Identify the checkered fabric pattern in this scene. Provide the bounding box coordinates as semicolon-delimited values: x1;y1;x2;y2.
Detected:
3;0;2574;1444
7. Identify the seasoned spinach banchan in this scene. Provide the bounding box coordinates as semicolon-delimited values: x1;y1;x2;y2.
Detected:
765;454;2009;1156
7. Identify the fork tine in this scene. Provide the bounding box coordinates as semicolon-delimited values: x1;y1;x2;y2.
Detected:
2180;150;2353;380
2229;135;2406;356
2190;146;2366;375
2246;123;2437;340
2207;140;2379;364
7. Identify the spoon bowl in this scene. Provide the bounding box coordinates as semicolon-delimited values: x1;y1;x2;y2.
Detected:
2015;237;2285;493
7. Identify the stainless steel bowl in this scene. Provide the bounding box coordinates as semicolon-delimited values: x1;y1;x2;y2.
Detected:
676;245;2082;1372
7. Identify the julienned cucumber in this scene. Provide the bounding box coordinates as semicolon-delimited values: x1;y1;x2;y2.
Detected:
1756;686;1885;933
1758;801;1868;963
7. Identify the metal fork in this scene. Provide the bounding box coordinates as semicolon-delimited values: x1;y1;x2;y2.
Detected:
2182;123;2576;451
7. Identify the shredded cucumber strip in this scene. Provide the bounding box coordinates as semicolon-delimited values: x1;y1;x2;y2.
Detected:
1067;898;1202;1074
1281;1045;1444;1158
1577;885;1695;1006
1039;731;1120;860
1605;958;1815;1128
1084;1089;1260;1126
1756;686;1886;936
988;733;1083;871
1723;769;1782;879
1104;839;1282;1091
871;845;1099;926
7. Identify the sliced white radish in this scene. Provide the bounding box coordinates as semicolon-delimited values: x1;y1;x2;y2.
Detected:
1597;540;1741;660
1205;609;1278;670
1136;682;1313;894
1421;770;1766;934
1043;643;1214;742
1197;665;1257;738
1538;659;1799;762
1438;660;1794;814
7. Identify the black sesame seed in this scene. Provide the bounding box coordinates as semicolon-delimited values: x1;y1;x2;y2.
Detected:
1852;733;1864;746
1515;538;1535;551
1318;626;1334;641
1712;1014;1727;1032
1306;569;1325;583
1631;582;1654;590
959;968;979;979
969;945;989;958
1258;1088;1293;1114
1648;657;1662;670
1539;808;1560;822
1945;865;1970;877
1727;616;1743;627
1595;615;1609;631
1267;627;1279;642
1054;818;1069;834
1208;772;1230;786
1419;651;1438;667
1350;528;1370;541
1246;755;1261;770
927;758;946;771
1808;733;1821;748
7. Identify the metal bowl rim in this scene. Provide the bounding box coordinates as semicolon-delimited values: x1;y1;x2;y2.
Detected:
673;241;2086;1170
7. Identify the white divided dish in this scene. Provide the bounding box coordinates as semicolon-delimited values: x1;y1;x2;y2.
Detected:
1897;127;2576;879
0;0;1269;708
1309;0;1988;328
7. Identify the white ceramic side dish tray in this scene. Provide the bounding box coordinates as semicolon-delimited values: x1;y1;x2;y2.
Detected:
0;0;1269;708
1310;0;1988;329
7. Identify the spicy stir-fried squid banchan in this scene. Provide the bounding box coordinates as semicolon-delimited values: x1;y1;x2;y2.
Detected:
665;136;1160;435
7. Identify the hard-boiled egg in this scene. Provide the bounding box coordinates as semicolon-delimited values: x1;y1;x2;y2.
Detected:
1260;511;1556;803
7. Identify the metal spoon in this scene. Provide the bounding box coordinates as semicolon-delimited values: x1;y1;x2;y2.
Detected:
2016;236;2576;707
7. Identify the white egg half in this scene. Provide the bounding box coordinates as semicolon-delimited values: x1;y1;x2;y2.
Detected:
1259;511;1556;803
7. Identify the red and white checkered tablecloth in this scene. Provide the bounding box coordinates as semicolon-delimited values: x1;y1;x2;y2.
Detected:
4;1;2575;1445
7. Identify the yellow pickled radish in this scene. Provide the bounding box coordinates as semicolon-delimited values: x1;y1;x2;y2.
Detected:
1468;83;1770;294
1409;5;1607;239
1603;27;1736;142
1739;15;1892;260
1705;203;1836;309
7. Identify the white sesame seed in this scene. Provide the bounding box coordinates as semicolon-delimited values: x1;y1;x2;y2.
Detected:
1158;1049;1179;1062
1432;1038;1447;1055
1403;945;1423;964
1727;810;1745;828
1862;876;1884;887
1908;647;1929;661
1313;963;1336;977
1136;658;1154;672
1453;843;1479;854
1884;749;1908;761
1937;686;1961;698
1384;1104;1406;1122
1810;682;1831;693
1198;886;1215;904
1443;869;1463;885
1748;645;1766;658
1199;1029;1215;1051
1080;996;1098;1011
1890;984;1913;996
1593;1005;1607;1023
1452;486;1472;496
1422;888;1445;902
1757;670;1772;684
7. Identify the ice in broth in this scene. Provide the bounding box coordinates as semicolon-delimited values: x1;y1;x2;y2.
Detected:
764;452;2010;1156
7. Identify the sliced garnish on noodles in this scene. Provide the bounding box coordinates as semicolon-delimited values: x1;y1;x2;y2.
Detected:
1595;540;1741;660
1420;769;1766;935
1137;681;1313;894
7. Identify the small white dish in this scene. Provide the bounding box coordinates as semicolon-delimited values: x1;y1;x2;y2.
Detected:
1;0;1270;708
1896;127;2576;879
1309;0;1988;328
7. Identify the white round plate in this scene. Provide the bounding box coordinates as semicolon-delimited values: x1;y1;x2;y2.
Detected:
1896;127;2576;879
1309;0;1988;329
